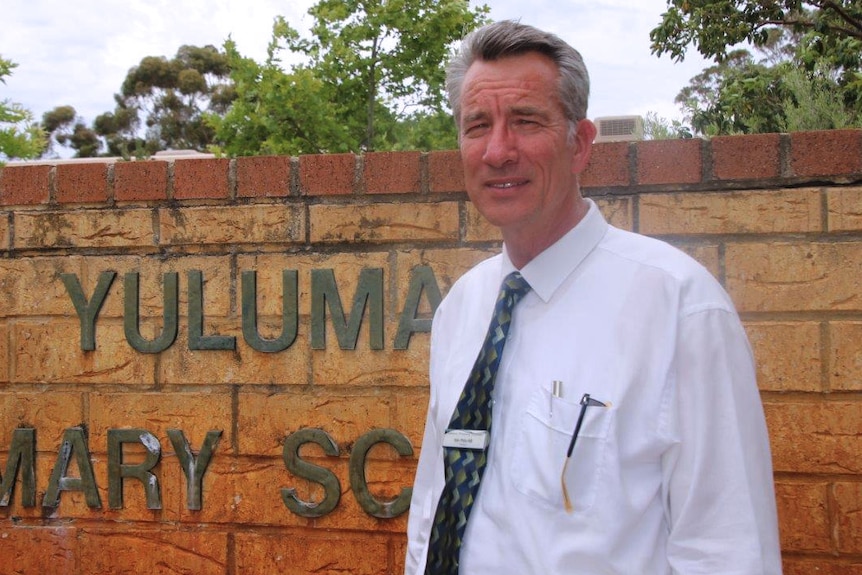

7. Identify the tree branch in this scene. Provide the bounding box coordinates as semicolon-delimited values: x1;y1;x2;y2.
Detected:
755;17;862;41
814;0;862;35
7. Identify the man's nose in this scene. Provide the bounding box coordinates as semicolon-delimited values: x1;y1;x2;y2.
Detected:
482;124;518;167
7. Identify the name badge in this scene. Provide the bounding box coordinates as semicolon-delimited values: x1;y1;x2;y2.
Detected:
442;429;489;450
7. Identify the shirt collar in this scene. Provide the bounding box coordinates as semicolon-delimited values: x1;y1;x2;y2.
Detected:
501;199;608;303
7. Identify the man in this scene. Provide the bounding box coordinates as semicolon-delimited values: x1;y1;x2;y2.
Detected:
405;20;782;575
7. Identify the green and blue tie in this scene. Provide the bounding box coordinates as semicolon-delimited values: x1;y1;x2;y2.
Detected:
425;271;531;575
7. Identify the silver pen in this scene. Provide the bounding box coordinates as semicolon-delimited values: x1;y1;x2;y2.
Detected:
550;380;563;417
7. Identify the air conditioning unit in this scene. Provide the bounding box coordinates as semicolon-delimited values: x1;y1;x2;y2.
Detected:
594;115;644;143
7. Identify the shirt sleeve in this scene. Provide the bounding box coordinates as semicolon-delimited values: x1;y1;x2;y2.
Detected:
662;307;783;575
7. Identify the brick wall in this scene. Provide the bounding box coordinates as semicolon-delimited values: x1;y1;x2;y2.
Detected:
1;129;861;574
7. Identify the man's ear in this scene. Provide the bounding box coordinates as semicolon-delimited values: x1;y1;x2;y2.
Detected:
571;119;597;175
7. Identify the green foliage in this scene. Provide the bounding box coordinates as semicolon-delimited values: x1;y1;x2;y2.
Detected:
782;63;858;130
650;1;862;63
642;111;692;140
651;2;862;135
388;109;460;150
211;39;354;156
96;44;234;157
42;105;101;158
0;56;46;163
674;49;787;135
212;0;489;155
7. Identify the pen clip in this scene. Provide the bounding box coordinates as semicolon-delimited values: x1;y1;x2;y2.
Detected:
562;392;608;513
565;393;607;458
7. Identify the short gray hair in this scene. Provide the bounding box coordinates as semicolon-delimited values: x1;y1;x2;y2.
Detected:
446;20;590;126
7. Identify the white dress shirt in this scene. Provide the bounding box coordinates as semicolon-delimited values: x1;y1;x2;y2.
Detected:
405;200;782;574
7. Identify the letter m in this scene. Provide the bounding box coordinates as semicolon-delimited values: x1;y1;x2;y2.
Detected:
0;428;36;507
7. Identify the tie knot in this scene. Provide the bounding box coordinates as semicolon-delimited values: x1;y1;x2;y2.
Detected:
502;271;531;302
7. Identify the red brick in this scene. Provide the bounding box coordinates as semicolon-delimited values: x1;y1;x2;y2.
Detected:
87;391;233;452
238;390;395;456
828;186;862;231
114;160;168;201
745;321;822;392
173;158;230;199
582;141;630;188
0;164;50;205
636;139;702;185
13;320;157;385
0;212;7;251
774;481;831;552
391;535;408;575
0;322;7;383
791;129;862;178
392;389;429;449
829;321;862;391
764;401;862;474
237;155;291;198
0;391;85;448
56;162;109;203
184;454;411;532
726;241;862;313
834;481;862;554
428;150;464;193
234;532;391;575
0;525;78;573
712;133;781;180
783;558;862;575
364;151;421;194
300;153;355;195
78;528;228;575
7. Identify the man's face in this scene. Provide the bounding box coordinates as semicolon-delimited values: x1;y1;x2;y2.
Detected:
458;51;594;251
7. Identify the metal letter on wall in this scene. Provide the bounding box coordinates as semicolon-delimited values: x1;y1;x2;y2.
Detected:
0;428;36;507
394;265;442;349
43;427;102;509
188;270;236;350
61;272;115;351
107;429;162;510
281;428;341;518
241;270;299;352
167;429;222;510
310;268;384;350
349;428;413;518
123;272;179;353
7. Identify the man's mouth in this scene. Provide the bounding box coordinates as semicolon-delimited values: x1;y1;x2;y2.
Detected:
488;179;527;189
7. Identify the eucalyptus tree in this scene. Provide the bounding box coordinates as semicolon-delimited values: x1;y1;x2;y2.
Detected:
96;44;234;156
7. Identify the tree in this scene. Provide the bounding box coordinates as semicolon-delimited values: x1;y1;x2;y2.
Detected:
651;2;862;135
0;56;46;162
674;48;790;135
95;45;234;157
42;105;101;158
213;36;354;156
212;0;489;155
642;111;692;140
650;1;862;63
782;61;858;130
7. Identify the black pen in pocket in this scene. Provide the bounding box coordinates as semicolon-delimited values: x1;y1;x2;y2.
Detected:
561;393;608;513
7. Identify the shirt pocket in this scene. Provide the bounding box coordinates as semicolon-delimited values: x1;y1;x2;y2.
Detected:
511;385;613;513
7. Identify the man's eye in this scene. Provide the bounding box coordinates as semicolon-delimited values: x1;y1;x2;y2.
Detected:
464;123;488;135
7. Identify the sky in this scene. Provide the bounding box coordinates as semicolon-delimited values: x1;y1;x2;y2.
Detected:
2;0;711;138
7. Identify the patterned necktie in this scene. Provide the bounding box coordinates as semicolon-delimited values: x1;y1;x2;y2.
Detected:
425;271;531;575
